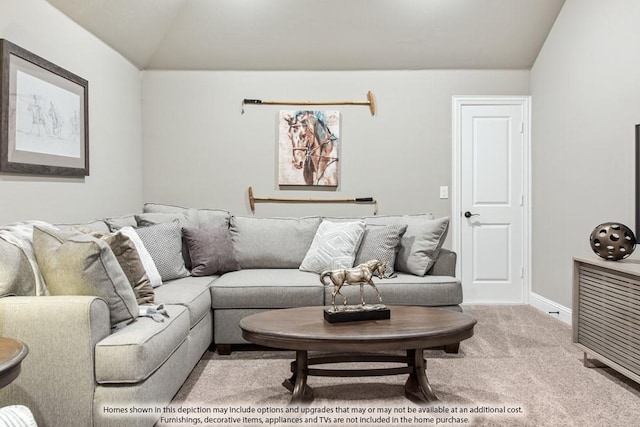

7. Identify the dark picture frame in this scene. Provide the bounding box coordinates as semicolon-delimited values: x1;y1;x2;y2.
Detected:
0;39;89;176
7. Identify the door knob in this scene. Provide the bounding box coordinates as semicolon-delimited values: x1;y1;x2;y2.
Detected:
464;211;479;218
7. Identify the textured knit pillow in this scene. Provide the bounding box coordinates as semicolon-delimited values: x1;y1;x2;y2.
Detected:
32;225;138;327
134;220;189;282
136;212;195;269
182;226;240;276
354;224;407;277
299;220;366;273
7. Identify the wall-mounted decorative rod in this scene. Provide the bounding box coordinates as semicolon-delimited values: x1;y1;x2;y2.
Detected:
241;91;376;116
248;186;377;215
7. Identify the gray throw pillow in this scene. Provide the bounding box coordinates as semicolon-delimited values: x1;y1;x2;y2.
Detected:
119;226;163;288
134;220;190;282
354;224;407;277
182;227;240;276
299;220;366;273
32;225;138;327
394;216;450;276
96;231;155;305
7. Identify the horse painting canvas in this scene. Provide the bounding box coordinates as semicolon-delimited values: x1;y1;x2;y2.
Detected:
278;110;339;186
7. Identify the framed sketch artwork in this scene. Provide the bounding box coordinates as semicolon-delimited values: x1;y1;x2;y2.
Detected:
278;110;339;187
0;39;89;176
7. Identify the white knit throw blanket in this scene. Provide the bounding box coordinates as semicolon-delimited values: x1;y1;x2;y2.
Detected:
0;220;52;296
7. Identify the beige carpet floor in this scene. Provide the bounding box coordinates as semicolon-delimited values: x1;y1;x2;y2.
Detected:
158;305;640;426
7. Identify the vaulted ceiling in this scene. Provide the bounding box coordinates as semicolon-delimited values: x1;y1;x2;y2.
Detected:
46;0;565;71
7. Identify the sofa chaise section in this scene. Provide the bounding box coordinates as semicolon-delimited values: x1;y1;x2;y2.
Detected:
0;217;217;427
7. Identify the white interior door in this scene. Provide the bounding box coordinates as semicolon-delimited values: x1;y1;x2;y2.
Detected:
453;98;529;303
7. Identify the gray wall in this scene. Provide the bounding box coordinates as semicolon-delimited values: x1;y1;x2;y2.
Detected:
531;0;640;308
142;70;529;220
0;0;143;225
12;0;621;315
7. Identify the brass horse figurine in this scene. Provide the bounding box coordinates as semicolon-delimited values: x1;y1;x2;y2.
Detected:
320;259;387;309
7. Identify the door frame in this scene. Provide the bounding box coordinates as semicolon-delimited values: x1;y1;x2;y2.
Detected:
451;96;532;303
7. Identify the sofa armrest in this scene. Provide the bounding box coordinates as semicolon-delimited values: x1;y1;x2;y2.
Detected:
0;295;111;427
428;248;457;276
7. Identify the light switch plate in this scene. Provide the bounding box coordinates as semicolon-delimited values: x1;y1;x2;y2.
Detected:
439;186;449;199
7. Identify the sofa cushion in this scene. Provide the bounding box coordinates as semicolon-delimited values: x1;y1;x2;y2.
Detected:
104;214;137;231
210;269;324;309
323;213;435;224
139;206;199;228
182;226;240;276
299;220;365;273
153;276;214;327
134;220;190;282
0;238;36;297
95;304;189;384
230;216;321;268
55;220;110;234
143;202;230;229
195;208;230;229
354;224;407;277
0;221;52;297
33;226;138;327
323;273;462;307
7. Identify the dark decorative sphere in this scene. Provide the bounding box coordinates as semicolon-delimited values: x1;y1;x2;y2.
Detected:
590;222;636;260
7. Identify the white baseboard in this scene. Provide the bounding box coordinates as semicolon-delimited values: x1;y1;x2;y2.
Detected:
528;292;572;325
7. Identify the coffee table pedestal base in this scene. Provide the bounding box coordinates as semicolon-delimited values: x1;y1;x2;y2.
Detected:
404;348;439;403
283;348;438;405
283;350;315;403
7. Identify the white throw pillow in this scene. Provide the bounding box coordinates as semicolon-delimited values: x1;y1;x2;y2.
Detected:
0;405;38;427
299;220;366;274
119;226;163;287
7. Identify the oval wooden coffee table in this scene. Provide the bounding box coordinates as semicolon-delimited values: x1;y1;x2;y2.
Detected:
240;305;476;404
0;337;29;389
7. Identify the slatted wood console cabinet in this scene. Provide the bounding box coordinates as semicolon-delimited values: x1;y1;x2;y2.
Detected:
573;256;640;383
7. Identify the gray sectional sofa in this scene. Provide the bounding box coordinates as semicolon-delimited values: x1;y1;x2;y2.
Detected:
0;203;462;427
